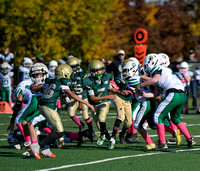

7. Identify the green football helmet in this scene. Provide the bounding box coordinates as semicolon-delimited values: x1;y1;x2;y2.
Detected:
55;64;73;79
88;60;105;78
66;57;80;67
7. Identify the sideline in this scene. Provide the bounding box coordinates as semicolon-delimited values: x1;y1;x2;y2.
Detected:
36;148;200;171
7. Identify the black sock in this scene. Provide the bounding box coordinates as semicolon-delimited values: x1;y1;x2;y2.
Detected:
85;118;93;130
99;122;111;140
39;131;63;148
112;119;122;137
121;126;128;136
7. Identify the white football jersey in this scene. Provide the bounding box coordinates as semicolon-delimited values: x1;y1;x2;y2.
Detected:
14;80;33;103
149;65;185;95
0;72;13;87
19;66;31;81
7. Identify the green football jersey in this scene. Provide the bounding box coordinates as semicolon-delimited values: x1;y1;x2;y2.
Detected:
115;74;132;102
83;73;113;104
70;71;88;99
39;78;71;110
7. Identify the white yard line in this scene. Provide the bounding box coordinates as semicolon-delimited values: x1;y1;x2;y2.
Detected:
36;148;200;171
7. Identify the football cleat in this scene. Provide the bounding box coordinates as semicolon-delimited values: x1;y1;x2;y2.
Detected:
57;137;65;149
155;141;168;151
24;141;31;147
22;150;33;157
41;146;56;158
97;135;105;146
108;138;115;150
126;133;138;143
187;137;196;148
79;121;85;132
119;132;126;144
33;152;41;159
174;129;181;146
141;143;156;151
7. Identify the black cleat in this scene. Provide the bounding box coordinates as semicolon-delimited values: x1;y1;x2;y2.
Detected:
155;141;168;151
187;137;196;148
79;121;85;132
126;133;138;143
119;132;126;144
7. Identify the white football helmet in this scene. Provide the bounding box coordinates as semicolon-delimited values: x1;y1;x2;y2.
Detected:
143;53;159;73
179;62;188;73
1;62;12;75
30;63;49;84
158;53;170;67
49;60;58;72
122;58;140;78
23;57;33;69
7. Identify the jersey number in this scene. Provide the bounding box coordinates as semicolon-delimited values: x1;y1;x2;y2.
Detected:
42;84;56;98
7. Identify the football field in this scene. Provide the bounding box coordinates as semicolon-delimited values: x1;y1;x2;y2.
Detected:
0;106;200;171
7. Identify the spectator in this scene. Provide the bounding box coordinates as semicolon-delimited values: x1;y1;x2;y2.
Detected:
36;54;45;63
186;50;200;110
101;58;111;73
0;47;14;69
175;62;192;114
30;57;37;64
108;50;126;81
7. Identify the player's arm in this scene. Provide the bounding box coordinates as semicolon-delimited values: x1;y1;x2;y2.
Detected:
64;89;95;113
7;92;23;132
31;84;43;92
136;74;160;92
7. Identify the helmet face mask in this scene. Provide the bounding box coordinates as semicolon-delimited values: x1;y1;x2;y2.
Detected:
144;53;159;73
179;62;188;73
158;53;170;67
55;64;73;79
1;63;11;75
49;60;58;72
88;60;105;79
23;58;33;69
122;60;140;78
30;63;49;84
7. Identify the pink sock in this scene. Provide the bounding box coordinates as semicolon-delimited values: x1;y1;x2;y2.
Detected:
72;116;81;126
141;132;154;144
169;121;178;130
128;126;131;133
25;136;31;142
32;141;38;144
113;126;119;131
131;120;137;134
68;132;79;141
57;100;61;109
16;123;25;138
85;118;92;123
22;103;25;108
164;125;175;135
177;122;191;140
156;123;166;143
43;126;53;134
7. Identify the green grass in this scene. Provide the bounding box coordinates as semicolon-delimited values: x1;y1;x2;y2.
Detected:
0;105;200;171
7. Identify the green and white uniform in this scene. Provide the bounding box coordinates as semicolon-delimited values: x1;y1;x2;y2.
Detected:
149;65;186;125
127;76;156;129
0;71;13;102
39;78;71;132
19;66;31;82
15;80;40;124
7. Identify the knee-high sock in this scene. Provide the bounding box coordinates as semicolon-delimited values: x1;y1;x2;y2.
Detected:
16;123;30;142
169;121;178;130
71;116;81;126
139;129;154;145
57;99;61;109
177;122;191;140
43;126;53;134
164;125;175;135
131;120;137;134
112;119;122;137
85;118;93;130
99;122;111;140
156;123;165;143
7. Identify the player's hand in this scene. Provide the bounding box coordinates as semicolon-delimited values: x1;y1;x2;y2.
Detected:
7;123;14;132
107;94;115;100
88;104;95;113
135;85;141;93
